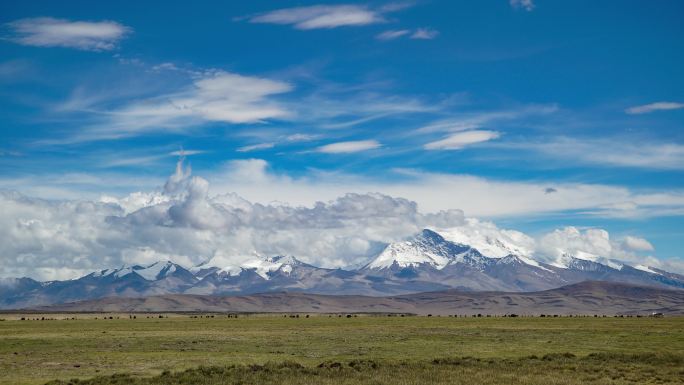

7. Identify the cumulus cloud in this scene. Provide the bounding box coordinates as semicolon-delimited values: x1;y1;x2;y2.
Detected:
245;3;413;30
4;17;130;51
1;160;682;280
424;130;500;150
535;227;670;271
0;159;466;280
316;140;382;153
438;218;536;258
538;227;613;262
625;102;684;115
622;236;654;252
510;0;535;11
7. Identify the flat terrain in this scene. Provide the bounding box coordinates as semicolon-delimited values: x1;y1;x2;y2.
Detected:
0;315;682;384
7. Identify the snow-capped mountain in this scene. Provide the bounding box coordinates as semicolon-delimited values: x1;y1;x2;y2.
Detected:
437;218;536;258
91;260;190;281
364;229;471;270
215;255;303;280
363;229;536;274
1;229;682;309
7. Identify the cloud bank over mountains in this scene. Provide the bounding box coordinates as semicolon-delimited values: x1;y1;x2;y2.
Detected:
0;159;677;281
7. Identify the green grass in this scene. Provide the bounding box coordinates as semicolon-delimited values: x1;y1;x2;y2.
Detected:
1;315;682;384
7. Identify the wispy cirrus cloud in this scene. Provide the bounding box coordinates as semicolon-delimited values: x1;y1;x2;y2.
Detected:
376;29;411;40
47;60;438;144
410;28;439;40
415;104;559;134
316;140;382;153
625;101;684;115
237;143;276;153
376;27;438;41
424;130;501;150
510;0;535;11
244;3;413;30
168;149;205;156
59;71;293;142
506;137;684;170
4;17;131;51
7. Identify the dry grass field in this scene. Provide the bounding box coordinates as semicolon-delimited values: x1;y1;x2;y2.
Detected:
0;314;682;384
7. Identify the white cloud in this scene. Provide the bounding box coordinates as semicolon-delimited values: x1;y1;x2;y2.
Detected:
247;5;385;30
510;0;535;11
66;71;293;141
207;159;684;219
535;227;670;271
5;17;130;51
1;160;682;280
285;133;319;142
4;158;684;220
53;66;436;143
168;150;205;156
0;160;465;279
410;28;439;40
415;104;559;134
376;29;411;40
237;143;276;152
508;137;684;170
622;236;654;252
424;130;500;150
537;227;613;262
625;102;684;114
316;140;382;153
438;218;536;258
376;28;438;41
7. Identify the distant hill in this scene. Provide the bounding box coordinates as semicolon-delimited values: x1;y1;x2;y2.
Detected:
31;281;684;316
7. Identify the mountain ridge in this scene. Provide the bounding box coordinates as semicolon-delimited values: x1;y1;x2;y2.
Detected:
1;229;682;309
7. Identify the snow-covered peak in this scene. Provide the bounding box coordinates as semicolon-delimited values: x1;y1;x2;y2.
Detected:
437;219;535;259
91;260;180;281
549;252;624;271
366;229;469;270
219;255;302;280
135;261;178;280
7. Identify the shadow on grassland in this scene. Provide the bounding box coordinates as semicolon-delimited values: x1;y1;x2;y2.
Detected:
46;352;684;385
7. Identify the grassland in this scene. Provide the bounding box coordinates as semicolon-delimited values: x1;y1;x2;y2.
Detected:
0;314;682;384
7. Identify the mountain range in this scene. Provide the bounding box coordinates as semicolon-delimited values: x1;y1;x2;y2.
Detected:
1;229;682;309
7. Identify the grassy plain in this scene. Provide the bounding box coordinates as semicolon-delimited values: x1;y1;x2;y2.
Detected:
0;314;682;384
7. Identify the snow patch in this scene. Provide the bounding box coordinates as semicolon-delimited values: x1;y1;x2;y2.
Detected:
634;265;661;275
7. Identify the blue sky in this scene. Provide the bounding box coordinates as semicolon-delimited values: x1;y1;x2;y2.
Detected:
1;0;683;277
